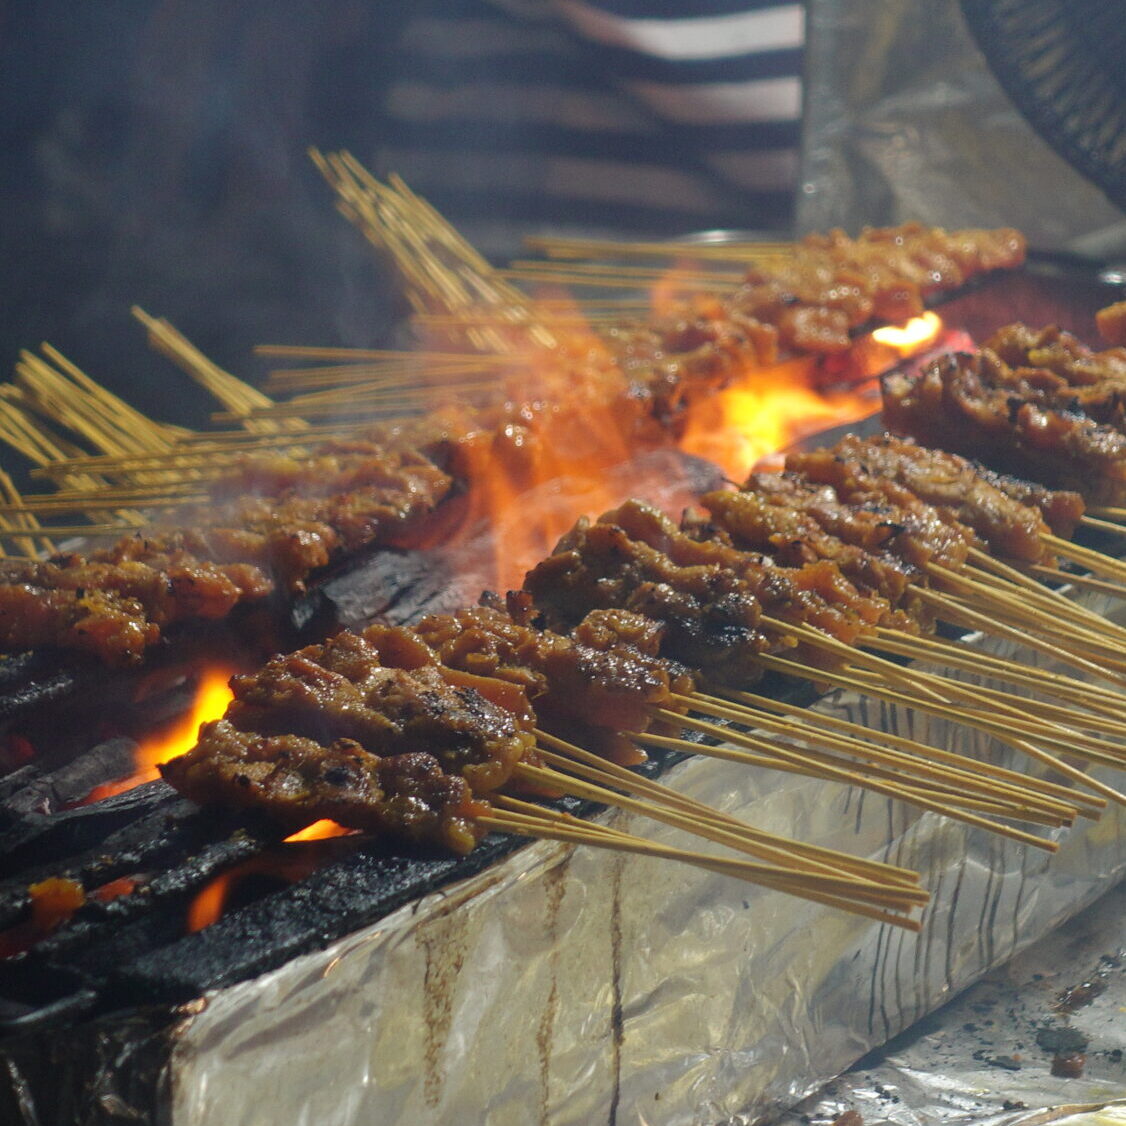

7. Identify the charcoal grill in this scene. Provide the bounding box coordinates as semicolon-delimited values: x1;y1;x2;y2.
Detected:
0;257;1123;1125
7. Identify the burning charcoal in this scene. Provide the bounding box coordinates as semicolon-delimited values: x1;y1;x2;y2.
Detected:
108;842;519;1004
30;820;285;972
0;782;182;880
288;547;461;636
1;739;139;821
0;652;87;727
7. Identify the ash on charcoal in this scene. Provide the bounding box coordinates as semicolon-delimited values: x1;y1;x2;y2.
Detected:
0;738;138;821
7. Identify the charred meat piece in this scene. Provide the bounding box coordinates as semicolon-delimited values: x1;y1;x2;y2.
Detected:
604;500;888;650
972;465;1085;540
1096;301;1126;347
0;554;271;665
525;499;891;683
162;630;538;852
163;728;488;855
0;443;453;666
987;322;1126;410
525;510;772;683
219;632;535;795
789;433;1055;563
147;442;453;590
605;299;779;428
411;604;695;736
700;480;923;632
882;352;1126;507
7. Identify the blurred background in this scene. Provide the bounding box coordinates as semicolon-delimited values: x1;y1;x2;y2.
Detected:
2;0;1125;428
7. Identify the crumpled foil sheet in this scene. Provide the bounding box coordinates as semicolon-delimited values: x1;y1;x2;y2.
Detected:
776;885;1124;1126
798;1;1126;257
168;595;1126;1126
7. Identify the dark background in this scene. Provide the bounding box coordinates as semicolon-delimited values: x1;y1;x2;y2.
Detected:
0;3;417;430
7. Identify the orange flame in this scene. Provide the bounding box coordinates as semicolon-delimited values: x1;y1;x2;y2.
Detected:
677;356;876;481
283;819;353;842
85;666;236;802
440;304;670;589
187;871;233;933
677;314;944;481
433;305;946;585
186;836;360;932
871;311;943;352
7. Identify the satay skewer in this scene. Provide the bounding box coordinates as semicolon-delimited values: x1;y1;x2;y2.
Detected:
708;688;1105;812
934;563;1126;652
867;632;1126;732
637;717;1059;851
963;549;1126;644
753;654;1125;804
915;587;1126;690
1027;565;1126;599
1043;534;1126;584
515;758;932;901
482;806;924;930
533;730;921;886
667;694;1079;824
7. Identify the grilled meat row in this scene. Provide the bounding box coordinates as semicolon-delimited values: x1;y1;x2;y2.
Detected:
163;434;1083;854
0;224;1027;668
883;318;1126;506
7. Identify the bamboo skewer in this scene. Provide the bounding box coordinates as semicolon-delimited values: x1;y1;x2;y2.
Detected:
0;523;149;541
757;614;953;704
962;550;1126;647
755;653;1124;806
664;705;1063;827
839;663;1126;772
482;808;923;929
1028;565;1126;599
935;560;1126;649
710;688;1103;813
1087;505;1126;521
522;234;794;262
763;608;1126;747
916;586;1126;690
639;714;1058;850
504;765;932;914
520;754;930;896
671;693;1079;824
837;658;1126;768
1044;533;1126;584
867;631;1126;734
923;584;1126;684
534;730;919;885
1079;514;1126;536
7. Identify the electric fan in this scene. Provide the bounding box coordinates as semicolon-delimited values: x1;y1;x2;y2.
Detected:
960;0;1126;214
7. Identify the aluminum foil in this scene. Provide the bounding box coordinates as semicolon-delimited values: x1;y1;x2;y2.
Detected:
798;1;1126;257
167;595;1126;1126
776;886;1125;1126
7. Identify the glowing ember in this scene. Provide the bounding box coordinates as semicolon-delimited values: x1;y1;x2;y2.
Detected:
283;819;354;842
187;871;233;933
871;311;943;352
85;666;236;802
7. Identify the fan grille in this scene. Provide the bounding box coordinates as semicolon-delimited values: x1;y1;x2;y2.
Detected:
961;0;1126;213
